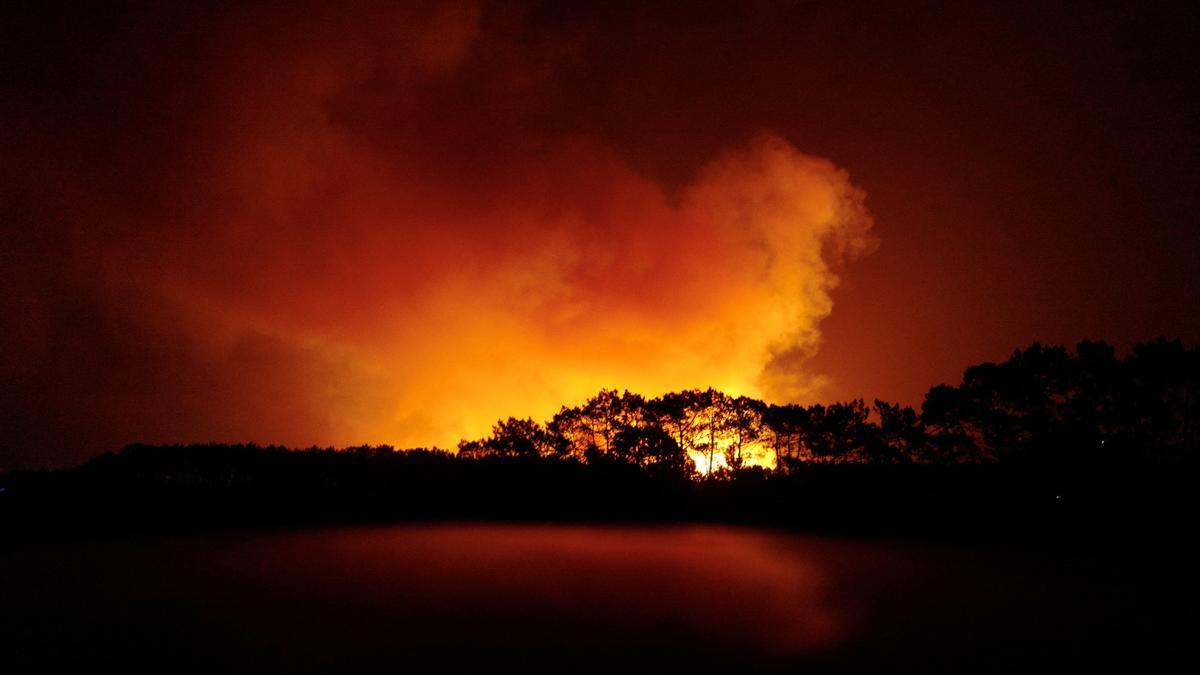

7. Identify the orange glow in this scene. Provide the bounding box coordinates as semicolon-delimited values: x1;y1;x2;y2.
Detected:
6;2;1200;472
1;2;875;463
690;441;774;475
153;129;874;452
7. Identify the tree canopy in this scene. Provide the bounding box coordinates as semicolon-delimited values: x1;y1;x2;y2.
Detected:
450;338;1199;475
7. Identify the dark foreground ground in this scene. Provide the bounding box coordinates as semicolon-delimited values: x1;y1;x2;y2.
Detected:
1;524;1194;674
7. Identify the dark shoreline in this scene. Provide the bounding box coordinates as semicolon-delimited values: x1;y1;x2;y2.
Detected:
3;449;1194;550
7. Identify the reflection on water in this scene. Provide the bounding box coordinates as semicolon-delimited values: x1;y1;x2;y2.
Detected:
1;524;1191;673
206;525;842;655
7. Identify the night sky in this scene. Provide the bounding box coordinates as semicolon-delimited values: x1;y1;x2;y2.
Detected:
3;1;1198;469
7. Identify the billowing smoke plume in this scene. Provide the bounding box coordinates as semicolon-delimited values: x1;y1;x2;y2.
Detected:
1;2;873;467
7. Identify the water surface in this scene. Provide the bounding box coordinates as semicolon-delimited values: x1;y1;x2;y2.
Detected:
2;525;1190;672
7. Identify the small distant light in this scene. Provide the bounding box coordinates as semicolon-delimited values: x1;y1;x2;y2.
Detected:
1055;494;1064;504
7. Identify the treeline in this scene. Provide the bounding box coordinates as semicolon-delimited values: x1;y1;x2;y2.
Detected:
1;338;1196;536
4;443;1194;538
457;338;1199;473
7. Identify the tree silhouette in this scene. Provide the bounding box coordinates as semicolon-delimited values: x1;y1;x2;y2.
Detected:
647;391;704;462
12;337;1196;519
443;340;1200;471
868;400;924;463
458;417;552;458
762;403;811;472
721;395;764;470
611;425;696;478
1126;338;1200;461
549;390;647;459
690;388;731;476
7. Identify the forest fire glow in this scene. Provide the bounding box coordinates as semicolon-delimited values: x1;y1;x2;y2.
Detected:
387;132;871;443
2;2;874;465
4;4;1199;673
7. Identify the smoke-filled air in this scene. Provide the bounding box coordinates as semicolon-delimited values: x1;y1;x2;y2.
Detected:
2;2;875;467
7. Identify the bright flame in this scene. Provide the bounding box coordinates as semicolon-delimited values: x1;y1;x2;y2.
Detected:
689;441;775;475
